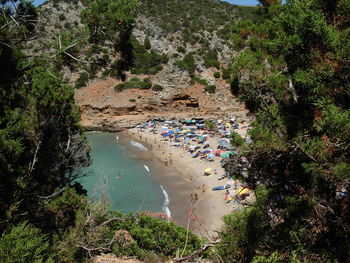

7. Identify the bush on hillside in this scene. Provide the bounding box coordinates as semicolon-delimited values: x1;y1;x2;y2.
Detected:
230;132;245;147
191;77;208;86
214;72;220;78
109;212;203;258
175;53;196;76
114;78;153;92
131;38;168;75
144;37;151;50
222;68;231;80
74;71;89;89
177;46;186;53
204;85;216;94
58;14;65;21
152;84;164;92
0;223;50;263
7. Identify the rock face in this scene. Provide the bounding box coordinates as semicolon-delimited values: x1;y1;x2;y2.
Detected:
33;0;253;130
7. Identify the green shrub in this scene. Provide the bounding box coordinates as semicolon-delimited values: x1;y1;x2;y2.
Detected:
222;68;231;79
204;85;216;94
0;223;50;263
114;78;153;92
115;83;126;92
214;72;221;78
144;37;151;50
129;99;136;103
175;53;196;76
152;84;164;91
131;38;167;75
75;72;89;89
109;213;202;257
177;46;186;53
64;22;71;30
230;132;245;147
192;77;208;86
58;14;65;21
139;81;152;90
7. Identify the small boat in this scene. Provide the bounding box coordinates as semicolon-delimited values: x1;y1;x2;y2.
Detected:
212;184;231;191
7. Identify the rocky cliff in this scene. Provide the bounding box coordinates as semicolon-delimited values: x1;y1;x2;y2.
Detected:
32;0;258;130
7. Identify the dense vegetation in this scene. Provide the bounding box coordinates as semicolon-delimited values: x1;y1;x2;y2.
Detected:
220;0;350;261
2;0;349;262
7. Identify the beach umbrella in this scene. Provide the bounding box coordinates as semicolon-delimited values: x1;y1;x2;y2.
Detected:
168;131;174;135
221;153;229;158
236;187;250;196
215;150;223;155
175;128;181;132
226;151;234;156
203;150;211;154
185;120;191;124
204;168;212;174
198;136;205;140
208;154;215;158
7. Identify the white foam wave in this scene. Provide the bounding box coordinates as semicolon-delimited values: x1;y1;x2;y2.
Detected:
144;165;150;173
115;135;119;141
160;185;171;218
130;140;148;151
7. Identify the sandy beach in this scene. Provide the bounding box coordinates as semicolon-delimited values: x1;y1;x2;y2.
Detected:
118;117;252;238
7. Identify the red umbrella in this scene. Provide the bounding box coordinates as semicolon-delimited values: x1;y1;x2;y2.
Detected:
215;150;223;156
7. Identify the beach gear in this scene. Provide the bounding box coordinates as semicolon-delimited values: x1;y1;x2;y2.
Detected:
212;184;231;191
236;187;250;196
204;168;212;174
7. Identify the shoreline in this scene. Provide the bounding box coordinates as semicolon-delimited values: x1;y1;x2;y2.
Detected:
117;132;198;231
120;125;243;238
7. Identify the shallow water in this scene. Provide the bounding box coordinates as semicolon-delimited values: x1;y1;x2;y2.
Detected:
79;132;165;214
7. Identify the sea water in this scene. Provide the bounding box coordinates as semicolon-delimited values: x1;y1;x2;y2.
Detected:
79;132;167;214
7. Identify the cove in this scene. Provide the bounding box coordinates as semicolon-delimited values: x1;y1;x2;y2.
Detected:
79;131;165;214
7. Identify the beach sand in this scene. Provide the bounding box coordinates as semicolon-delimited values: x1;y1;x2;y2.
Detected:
118;126;244;238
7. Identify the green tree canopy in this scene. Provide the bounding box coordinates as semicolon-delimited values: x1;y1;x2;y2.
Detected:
220;0;350;261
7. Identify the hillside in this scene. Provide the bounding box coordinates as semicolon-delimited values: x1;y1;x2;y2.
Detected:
29;0;260;130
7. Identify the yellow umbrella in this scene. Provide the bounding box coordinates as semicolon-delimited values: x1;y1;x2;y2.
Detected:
204;168;212;174
236;187;250;196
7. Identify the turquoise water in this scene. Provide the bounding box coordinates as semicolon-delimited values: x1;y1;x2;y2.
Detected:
80;132;164;214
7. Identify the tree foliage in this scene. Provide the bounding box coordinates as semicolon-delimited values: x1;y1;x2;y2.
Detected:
81;0;139;79
220;0;350;261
